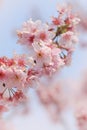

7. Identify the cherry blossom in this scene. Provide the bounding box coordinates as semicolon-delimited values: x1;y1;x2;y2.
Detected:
17;19;52;46
0;4;80;120
17;4;80;73
58;31;78;50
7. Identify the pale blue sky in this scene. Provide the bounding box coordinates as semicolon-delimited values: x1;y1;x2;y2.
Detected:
0;0;87;130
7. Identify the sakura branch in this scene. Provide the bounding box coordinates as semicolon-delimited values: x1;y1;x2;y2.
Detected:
0;4;80;119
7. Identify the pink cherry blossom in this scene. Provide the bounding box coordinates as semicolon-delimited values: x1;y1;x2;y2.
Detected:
59;31;78;50
0;3;80;118
51;47;64;70
32;41;52;67
16;4;80;78
17;19;52;47
51;16;63;26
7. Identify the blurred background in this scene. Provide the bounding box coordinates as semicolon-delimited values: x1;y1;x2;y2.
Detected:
0;0;87;130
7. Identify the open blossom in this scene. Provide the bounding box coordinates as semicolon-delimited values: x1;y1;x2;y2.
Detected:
59;31;78;50
31;41;64;75
51;16;64;27
17;19;52;46
32;41;52;68
41;45;65;75
51;46;64;70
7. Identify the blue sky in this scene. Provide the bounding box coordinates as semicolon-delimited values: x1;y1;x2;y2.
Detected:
0;0;87;130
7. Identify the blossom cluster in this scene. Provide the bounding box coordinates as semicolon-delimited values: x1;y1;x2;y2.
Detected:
0;56;35;113
0;4;80;114
17;4;80;73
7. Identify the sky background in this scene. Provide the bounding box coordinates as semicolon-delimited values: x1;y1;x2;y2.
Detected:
0;0;87;130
